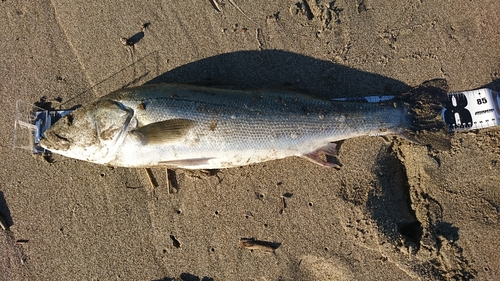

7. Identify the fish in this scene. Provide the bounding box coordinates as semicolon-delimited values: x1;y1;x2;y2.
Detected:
38;80;449;169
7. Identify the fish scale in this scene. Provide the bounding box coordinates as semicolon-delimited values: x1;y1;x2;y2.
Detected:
117;86;400;149
118;85;404;167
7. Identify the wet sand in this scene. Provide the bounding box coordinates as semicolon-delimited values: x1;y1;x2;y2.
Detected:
1;0;500;280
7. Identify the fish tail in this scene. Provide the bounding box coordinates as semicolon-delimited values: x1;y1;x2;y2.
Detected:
401;78;449;131
397;79;451;149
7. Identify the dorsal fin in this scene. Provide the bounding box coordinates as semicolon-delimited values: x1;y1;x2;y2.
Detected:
134;119;195;144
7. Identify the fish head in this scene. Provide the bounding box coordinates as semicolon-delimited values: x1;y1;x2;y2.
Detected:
39;98;134;164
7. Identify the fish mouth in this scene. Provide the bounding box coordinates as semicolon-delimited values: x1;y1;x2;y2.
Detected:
39;131;71;152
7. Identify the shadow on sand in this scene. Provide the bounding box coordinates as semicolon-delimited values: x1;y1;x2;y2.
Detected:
147;50;410;98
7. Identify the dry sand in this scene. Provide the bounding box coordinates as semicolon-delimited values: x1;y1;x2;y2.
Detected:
1;0;500;280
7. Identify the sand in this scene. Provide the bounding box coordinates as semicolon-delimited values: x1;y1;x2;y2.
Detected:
1;0;500;280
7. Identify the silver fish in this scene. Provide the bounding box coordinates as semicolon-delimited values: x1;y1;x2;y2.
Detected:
39;81;448;169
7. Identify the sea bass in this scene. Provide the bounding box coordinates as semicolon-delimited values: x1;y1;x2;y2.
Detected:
39;81;448;169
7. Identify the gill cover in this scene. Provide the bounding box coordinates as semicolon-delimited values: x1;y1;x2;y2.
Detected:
90;99;134;162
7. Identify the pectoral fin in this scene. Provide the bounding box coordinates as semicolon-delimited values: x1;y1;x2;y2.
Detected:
134;119;195;144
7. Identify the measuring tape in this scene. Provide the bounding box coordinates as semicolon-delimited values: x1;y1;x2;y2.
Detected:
333;88;500;132
442;88;500;131
14;88;500;154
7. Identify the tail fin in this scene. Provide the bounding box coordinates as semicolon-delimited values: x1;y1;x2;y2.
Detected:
398;79;451;150
401;78;449;131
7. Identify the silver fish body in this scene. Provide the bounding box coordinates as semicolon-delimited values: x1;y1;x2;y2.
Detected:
39;83;445;169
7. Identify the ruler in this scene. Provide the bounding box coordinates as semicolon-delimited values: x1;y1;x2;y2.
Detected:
442;88;500;131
